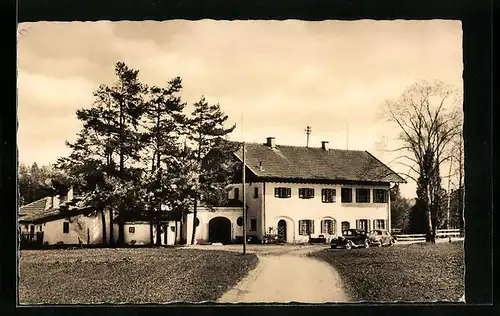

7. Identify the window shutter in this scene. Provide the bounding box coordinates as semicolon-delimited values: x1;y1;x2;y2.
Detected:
356;220;360;229
311;220;315;234
368;219;371;231
373;219;376;229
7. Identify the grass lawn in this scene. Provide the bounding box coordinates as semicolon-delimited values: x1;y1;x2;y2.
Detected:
309;241;464;302
19;247;258;304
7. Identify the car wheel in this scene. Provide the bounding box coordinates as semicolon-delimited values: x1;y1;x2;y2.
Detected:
345;241;353;250
364;239;370;248
389;238;395;246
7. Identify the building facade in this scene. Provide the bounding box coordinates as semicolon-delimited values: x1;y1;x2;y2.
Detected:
186;137;405;244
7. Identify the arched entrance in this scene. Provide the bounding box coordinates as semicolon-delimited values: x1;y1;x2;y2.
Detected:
208;217;231;243
277;220;287;243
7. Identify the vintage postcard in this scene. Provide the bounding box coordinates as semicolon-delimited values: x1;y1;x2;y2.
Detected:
17;20;464;304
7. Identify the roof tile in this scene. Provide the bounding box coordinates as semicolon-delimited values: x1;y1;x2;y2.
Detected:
234;143;405;183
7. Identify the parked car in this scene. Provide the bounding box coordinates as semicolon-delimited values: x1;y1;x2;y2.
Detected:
367;229;396;247
330;229;369;250
309;234;327;244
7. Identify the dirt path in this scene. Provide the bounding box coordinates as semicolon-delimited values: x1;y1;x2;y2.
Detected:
216;246;350;303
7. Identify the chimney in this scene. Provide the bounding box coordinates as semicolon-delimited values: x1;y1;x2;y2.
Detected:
67;187;74;202
52;195;60;209
321;141;329;150
266;137;276;148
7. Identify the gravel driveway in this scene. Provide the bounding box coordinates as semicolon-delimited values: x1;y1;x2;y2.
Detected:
187;244;350;303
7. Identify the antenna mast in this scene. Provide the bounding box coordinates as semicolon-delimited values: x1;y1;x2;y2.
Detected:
346;122;349;150
241;110;247;255
305;126;312;147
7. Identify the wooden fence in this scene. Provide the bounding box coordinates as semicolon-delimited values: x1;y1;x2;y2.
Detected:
394;229;461;241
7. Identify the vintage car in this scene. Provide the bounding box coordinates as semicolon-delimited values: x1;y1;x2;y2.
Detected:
330;229;370;250
367;229;396;247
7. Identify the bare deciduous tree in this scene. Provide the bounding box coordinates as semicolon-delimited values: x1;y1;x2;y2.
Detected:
383;80;462;243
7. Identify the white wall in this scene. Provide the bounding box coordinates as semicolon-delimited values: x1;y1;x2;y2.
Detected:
226;182;390;243
122;221;178;246
228;182;264;236
263;182;391;243
186;207;244;244
42;213;101;245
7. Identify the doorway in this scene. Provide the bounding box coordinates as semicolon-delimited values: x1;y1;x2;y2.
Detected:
277;220;287;243
208;217;232;243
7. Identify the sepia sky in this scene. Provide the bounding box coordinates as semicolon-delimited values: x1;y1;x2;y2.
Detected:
17;20;463;198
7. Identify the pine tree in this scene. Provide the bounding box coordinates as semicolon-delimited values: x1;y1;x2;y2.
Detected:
56;61;148;246
186;96;237;245
141;76;186;245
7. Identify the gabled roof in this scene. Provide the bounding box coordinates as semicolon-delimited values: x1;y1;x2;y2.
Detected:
19;195;89;223
234;142;405;184
19;197;52;222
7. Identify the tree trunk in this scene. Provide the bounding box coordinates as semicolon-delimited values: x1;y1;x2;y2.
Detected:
179;214;185;245
174;220;178;245
118;221;125;246
117;99;125;247
164;223;168;245
459;187;465;237
425;185;433;242
101;209;107;245
431;204;437;244
190;198;198;245
109;208;115;247
155;222;162;245
149;220;154;245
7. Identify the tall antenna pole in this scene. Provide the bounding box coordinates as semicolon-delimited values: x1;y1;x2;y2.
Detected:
305;126;312;147
242;142;247;255
241;111;247;255
346;122;349;150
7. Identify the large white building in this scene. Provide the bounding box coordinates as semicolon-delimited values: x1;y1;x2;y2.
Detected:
186;137;405;244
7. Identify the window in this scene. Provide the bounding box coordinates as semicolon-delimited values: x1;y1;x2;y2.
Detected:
298;188;315;199
63;222;69;234
236;216;244;226
321;189;336;203
129;226;135;234
39;225;43;232
275;187;291;198
233;188;240;200
356;188;371;203
356;219;369;231
341;221;350;231
341;188;352;203
250;219;257;231
253;187;258;198
298;220;314;235
373;189;388;203
373;219;385;229
321;219;336;235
